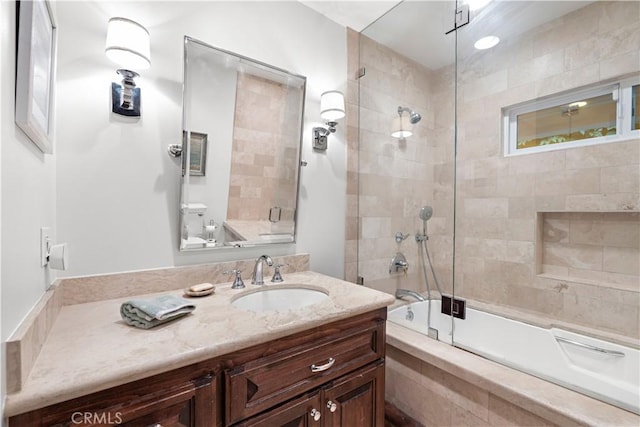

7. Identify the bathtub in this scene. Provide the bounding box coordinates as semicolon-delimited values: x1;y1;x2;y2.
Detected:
388;300;640;415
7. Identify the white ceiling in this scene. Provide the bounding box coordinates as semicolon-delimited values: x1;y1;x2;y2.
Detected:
300;0;593;70
299;1;402;32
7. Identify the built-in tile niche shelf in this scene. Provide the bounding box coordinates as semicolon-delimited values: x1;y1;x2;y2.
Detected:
537;211;639;291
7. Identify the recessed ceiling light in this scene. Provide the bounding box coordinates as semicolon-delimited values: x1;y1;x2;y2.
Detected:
474;36;500;50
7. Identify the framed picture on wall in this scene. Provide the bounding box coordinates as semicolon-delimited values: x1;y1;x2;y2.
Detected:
15;0;57;154
182;131;208;176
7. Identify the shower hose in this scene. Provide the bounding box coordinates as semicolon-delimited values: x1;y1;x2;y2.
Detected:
417;221;444;336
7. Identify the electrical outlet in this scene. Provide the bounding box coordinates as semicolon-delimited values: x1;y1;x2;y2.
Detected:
40;227;51;267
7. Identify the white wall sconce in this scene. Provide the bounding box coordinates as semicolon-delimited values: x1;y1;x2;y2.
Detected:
105;17;150;117
391;106;421;139
313;90;345;151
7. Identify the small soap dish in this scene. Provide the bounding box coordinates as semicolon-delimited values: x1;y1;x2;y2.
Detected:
184;283;215;297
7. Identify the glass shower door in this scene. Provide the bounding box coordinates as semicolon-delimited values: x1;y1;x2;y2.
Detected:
355;0;458;341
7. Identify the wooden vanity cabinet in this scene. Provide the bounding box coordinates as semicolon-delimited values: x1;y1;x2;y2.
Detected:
236;361;384;427
8;308;387;427
224;309;386;426
8;370;217;427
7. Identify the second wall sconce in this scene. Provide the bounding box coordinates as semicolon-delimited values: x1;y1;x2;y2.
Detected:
313;90;345;151
105;17;151;117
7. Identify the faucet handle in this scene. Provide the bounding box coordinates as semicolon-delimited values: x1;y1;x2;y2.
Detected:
224;269;245;289
389;252;409;274
271;264;287;283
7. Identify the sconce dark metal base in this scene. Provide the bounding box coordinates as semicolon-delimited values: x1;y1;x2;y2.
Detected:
111;83;141;117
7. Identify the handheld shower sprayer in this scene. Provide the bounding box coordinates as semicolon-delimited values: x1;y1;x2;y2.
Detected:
419;206;433;221
418;206;433;237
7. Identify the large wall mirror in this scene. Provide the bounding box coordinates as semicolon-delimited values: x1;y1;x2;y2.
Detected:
179;36;306;251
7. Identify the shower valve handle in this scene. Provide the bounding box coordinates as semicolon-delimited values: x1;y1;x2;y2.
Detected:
389;252;409;274
395;232;410;243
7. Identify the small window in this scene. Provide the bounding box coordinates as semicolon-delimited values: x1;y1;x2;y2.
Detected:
516;92;617;150
503;78;639;156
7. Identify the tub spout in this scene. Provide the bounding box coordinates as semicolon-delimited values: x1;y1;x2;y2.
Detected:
395;289;427;302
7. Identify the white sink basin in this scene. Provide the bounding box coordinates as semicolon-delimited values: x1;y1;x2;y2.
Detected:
231;286;329;312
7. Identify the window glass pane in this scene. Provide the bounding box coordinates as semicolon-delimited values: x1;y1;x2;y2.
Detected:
633;85;639;130
516;93;617;150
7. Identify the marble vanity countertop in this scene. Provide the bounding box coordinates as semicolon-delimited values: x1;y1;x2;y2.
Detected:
223;219;294;244
4;271;394;417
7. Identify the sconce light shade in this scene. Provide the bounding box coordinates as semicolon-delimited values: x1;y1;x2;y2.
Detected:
320;90;345;121
105;17;151;70
391;115;413;138
313;90;345;151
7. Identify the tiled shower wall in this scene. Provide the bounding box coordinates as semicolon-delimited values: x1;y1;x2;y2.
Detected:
455;0;639;341
344;29;455;296
228;73;298;222
348;1;639;341
541;212;639;287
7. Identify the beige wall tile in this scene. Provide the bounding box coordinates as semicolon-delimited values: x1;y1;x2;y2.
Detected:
464;198;509;219
543;242;603;271
603;246;640;275
488;395;556;427
601;164;640;194
570;217;640;248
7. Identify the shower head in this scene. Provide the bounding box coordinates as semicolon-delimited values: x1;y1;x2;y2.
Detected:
398;106;422;124
419;206;433;222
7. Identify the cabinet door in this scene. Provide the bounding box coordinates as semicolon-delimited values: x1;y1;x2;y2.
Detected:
234;391;323;427
120;400;193;427
322;361;385;427
25;374;216;427
122;374;216;427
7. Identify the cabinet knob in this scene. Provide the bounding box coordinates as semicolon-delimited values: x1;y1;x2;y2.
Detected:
327;400;337;412
310;408;322;421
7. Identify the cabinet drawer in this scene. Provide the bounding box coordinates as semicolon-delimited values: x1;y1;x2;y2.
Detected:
225;321;384;424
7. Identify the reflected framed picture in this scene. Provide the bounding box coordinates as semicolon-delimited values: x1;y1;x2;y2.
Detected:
15;0;57;154
182;131;208;176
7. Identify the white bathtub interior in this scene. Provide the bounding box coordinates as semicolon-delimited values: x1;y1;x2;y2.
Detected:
388;300;640;415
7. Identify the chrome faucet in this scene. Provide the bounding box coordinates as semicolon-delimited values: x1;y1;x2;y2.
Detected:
251;255;274;285
395;289;427;302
